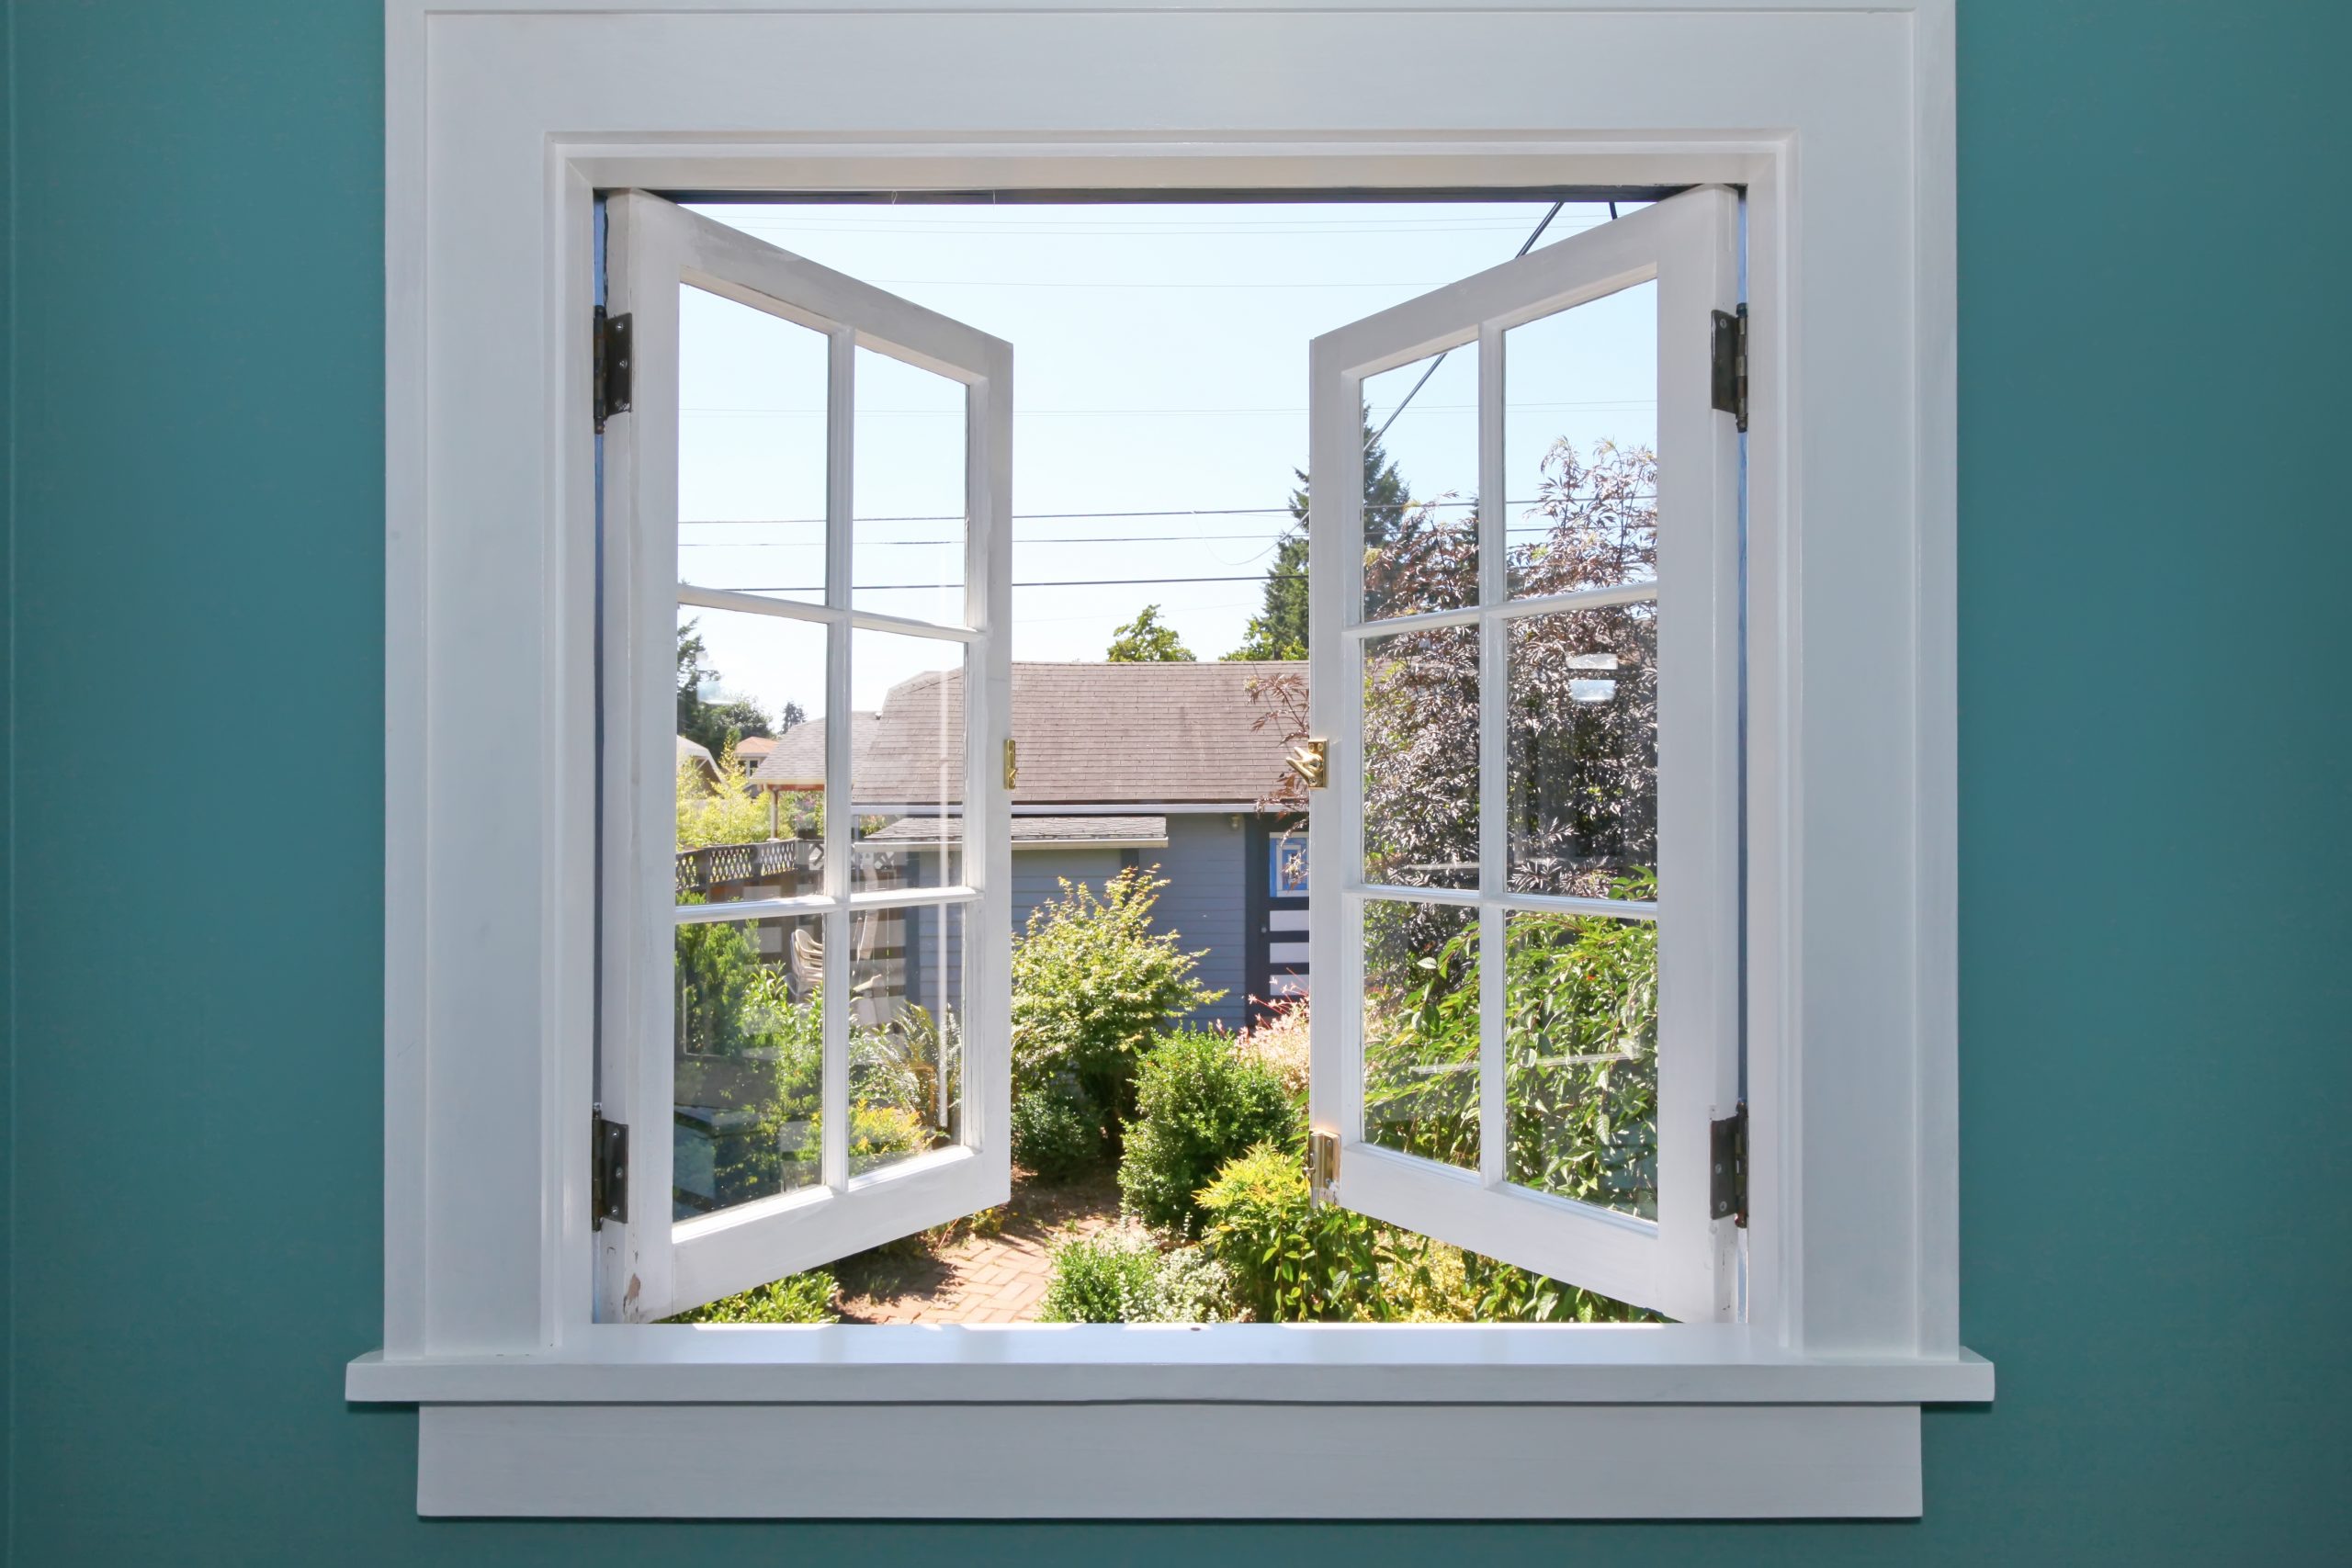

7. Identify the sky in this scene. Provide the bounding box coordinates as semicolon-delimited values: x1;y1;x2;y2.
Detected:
668;200;1657;723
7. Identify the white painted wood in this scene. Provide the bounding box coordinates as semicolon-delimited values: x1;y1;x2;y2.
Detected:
418;1401;1924;1518
383;0;1967;1517
601;191;1011;1319
675;581;983;643
351;1333;1996;1407
1310;186;1742;1322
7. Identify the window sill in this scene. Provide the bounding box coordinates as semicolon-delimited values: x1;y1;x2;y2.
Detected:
348;1328;1990;1518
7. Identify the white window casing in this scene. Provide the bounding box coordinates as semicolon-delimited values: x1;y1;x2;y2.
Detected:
359;0;1984;1519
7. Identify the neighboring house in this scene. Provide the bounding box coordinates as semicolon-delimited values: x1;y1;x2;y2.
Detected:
748;712;879;795
730;733;776;771
674;734;719;785
854;661;1311;1030
697;664;1309;1030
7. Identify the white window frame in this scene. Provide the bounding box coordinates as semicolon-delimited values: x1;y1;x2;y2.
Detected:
354;0;1986;1520
1308;187;1741;1324
600;192;1014;1322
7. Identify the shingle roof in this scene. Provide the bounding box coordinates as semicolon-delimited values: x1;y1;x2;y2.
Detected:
749;713;879;790
854;661;1306;807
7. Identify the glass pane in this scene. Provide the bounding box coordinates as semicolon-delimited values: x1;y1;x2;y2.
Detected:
854;345;967;628
1502;909;1657;1219
850;628;966;894
848;902;966;1176
1361;899;1478;1170
1362;623;1478;891
672;911;826;1219
674;606;828;888
1360;343;1478;620
676;286;830;605
1506;605;1657;899
1503;280;1658;599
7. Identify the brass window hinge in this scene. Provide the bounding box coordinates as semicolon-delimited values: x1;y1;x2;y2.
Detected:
1002;738;1018;790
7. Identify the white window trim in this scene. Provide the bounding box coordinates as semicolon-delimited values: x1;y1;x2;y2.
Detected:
357;0;1984;1519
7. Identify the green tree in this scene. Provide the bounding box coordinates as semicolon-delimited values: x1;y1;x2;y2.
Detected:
1225;415;1412;661
676;619;782;756
1104;604;1196;663
1010;868;1224;1147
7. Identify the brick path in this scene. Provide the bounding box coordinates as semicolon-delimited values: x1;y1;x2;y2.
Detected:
835;1170;1120;1325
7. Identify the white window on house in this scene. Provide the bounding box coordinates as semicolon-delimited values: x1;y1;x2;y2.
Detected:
360;0;1982;1522
599;193;1012;1320
602;186;1738;1326
1306;188;1742;1322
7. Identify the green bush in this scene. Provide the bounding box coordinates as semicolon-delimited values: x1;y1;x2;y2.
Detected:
1010;868;1225;1149
1035;1228;1241;1324
1148;1246;1239;1324
1196;1145;1393;1322
1363;871;1661;1218
1012;1083;1102;1181
1118;1029;1300;1234
665;1270;839;1325
1035;1227;1163;1323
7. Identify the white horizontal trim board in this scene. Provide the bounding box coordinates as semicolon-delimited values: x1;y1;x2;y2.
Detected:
349;1330;1994;1406
418;1402;1923;1518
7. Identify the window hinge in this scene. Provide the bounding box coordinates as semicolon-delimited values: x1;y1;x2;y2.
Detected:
1710;1101;1747;1227
1710;304;1748;433
592;1105;628;1229
1308;1127;1340;1207
1286;738;1329;790
594;307;633;433
1003;738;1018;790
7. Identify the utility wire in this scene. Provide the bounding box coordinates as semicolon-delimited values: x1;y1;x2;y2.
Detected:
679;494;1652;529
1366;199;1567;451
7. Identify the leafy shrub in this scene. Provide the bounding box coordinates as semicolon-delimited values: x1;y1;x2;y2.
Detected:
1012;1083;1102;1181
1148;1246;1239;1324
1362;871;1661;1218
1035;1226;1163;1323
1119;1029;1299;1233
1232;998;1310;1100
666;1270;839;1325
1196;1145;1393;1322
1010;869;1225;1148
675;740;771;852
1035;1227;1241;1324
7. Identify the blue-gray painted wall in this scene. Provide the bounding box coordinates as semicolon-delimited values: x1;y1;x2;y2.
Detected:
5;3;2349;1563
905;829;1248;1032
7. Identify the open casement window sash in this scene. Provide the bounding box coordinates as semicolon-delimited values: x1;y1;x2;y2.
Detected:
598;192;1013;1322
1306;186;1742;1324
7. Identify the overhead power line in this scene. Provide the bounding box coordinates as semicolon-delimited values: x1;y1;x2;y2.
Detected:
1367;199;1568;450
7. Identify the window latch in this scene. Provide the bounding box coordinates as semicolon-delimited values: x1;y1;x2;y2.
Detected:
1308;1128;1340;1207
1286;738;1329;790
592;1105;628;1228
1710;305;1747;433
594;307;633;433
1710;1101;1747;1227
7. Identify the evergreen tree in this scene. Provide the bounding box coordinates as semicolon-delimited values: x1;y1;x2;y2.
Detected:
1226;414;1411;660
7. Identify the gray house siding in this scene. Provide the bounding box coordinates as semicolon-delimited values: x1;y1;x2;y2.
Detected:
1141;814;1248;1032
897;846;1127;1024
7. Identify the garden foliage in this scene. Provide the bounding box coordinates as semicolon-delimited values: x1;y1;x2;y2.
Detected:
1011;1082;1101;1182
1118;1028;1298;1233
667;1270;840;1325
1009;868;1224;1147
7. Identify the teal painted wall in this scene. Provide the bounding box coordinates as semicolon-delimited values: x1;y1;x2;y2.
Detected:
4;1;2346;1562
